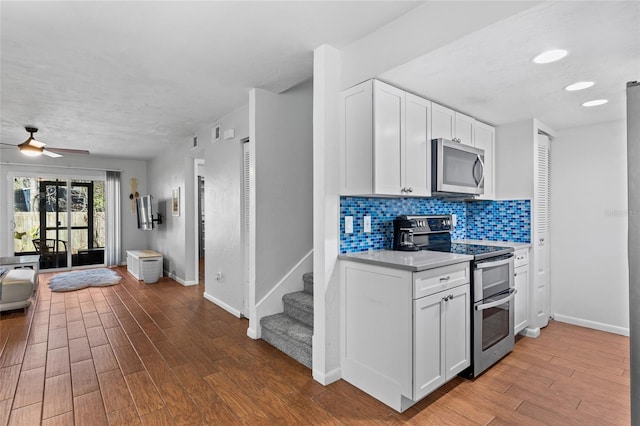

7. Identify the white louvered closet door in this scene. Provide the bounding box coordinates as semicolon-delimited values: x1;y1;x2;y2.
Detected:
534;134;551;328
243;141;251;316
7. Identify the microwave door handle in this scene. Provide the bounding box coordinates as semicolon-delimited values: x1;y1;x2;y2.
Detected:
473;155;485;189
475;288;517;311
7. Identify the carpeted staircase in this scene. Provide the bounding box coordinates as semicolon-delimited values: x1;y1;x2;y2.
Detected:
260;272;313;368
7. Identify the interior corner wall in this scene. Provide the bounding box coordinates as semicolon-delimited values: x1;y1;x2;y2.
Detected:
0;150;148;262
253;81;313;302
147;141;195;284
550;119;629;333
340;2;536;89
204;104;249;315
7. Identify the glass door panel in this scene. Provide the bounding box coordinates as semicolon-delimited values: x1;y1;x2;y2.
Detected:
39;180;69;269
71;180;105;267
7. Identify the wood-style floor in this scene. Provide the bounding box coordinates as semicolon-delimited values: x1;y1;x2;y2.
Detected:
0;267;630;425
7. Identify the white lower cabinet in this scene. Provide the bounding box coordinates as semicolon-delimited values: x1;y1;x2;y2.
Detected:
513;248;530;334
413;283;470;401
341;260;470;412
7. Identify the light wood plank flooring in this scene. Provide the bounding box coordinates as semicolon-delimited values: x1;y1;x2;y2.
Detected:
0;267;630;425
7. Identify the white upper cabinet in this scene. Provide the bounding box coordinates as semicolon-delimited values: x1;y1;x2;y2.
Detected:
341;80;494;199
474;121;495;200
404;93;431;197
340;80;431;196
431;103;475;146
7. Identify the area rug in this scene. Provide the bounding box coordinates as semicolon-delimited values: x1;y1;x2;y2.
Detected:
49;268;122;292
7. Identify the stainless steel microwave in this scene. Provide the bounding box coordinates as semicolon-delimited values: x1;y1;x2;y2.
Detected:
431;138;485;197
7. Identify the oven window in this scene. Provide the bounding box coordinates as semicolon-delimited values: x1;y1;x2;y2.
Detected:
479;264;510;298
482;301;510;351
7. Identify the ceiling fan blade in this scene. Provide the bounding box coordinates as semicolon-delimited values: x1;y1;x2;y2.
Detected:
42;149;63;158
47;147;90;155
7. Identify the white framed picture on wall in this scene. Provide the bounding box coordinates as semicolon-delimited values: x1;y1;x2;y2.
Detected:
172;187;180;216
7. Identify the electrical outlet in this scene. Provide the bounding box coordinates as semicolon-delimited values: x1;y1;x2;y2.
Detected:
345;216;353;234
451;214;457;228
363;215;371;233
216;272;223;281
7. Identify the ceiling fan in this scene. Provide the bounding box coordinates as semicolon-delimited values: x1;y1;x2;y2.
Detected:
0;127;90;158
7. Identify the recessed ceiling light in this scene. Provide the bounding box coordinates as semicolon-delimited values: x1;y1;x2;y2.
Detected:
582;99;608;107
565;81;595;91
533;49;568;64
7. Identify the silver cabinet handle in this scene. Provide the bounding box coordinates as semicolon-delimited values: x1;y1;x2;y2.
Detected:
439;276;451;281
408;187;413;193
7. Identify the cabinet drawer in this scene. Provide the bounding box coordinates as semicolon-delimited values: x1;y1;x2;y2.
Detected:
514;249;529;268
414;263;470;299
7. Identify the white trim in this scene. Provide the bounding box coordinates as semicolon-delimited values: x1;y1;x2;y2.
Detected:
203;291;242;318
313;367;341;386
553;313;629;336
248;249;314;339
521;327;540;338
166;271;198;287
1;162;122;172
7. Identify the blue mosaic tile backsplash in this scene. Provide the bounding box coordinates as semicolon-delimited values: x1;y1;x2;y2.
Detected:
340;197;530;254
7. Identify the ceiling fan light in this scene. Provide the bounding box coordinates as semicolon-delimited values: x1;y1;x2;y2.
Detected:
19;143;43;156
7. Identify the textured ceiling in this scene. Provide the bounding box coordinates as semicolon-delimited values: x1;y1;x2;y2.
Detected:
2;2;636;162
0;1;422;159
381;1;639;130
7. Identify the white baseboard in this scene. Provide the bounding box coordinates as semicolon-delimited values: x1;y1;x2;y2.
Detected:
522;327;540;338
553;313;629;336
251;250;314;336
246;327;258;340
166;271;198;286
313;367;341;386
203;291;242;318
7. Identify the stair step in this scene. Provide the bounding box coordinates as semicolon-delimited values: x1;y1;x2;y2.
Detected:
303;272;313;294
260;313;312;368
283;291;313;327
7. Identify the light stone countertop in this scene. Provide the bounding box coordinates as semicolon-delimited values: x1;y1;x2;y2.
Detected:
338;250;473;272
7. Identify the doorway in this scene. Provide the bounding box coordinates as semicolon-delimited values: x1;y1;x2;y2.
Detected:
12;175;106;270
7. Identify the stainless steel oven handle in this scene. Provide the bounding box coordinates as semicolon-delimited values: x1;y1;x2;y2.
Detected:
474;255;514;270
475;288;516;311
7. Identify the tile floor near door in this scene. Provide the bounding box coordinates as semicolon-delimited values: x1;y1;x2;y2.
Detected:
0;267;631;425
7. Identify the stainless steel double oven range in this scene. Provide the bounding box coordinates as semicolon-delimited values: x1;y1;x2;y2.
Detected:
397;214;515;378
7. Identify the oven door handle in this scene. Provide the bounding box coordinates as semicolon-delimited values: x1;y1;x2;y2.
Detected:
475;288;517;311
474;254;514;270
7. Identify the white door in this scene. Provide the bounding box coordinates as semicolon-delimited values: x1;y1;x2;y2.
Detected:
242;141;251;317
413;292;445;400
534;134;551;328
404;93;431;196
431;103;455;141
444;284;470;380
373;81;404;195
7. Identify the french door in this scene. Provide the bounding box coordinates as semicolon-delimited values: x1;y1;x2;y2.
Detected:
13;175;106;270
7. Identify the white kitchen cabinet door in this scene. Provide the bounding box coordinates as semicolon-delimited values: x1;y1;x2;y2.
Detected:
373;81;405;195
474;121;495;200
431;103;455;141
514;263;529;334
454;112;475;146
444;283;471;379
404;93;431;196
340;80;374;195
413;291;446;401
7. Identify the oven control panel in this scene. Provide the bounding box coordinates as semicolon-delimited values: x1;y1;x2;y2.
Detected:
399;215;453;234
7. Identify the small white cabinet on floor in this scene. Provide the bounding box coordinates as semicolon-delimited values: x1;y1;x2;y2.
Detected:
126;250;163;281
340;260;470;412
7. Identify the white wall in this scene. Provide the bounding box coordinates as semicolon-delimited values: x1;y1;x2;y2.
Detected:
495;120;535;200
147;139;200;285
252;81;314;302
0;150;148;262
551;119;629;334
204;104;249;316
